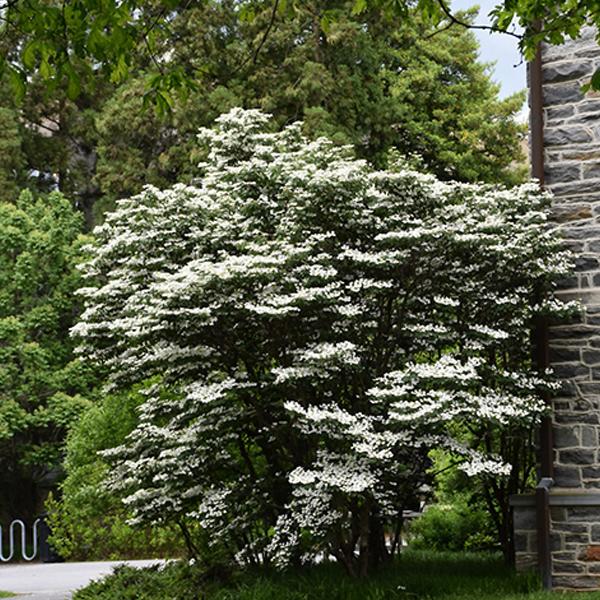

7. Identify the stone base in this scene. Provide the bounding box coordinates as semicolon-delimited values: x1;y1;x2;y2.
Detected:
512;489;600;589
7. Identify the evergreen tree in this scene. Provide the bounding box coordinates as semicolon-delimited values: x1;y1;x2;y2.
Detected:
93;2;526;204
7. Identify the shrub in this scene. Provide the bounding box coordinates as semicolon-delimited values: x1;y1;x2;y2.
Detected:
72;108;572;576
408;494;496;552
47;389;183;560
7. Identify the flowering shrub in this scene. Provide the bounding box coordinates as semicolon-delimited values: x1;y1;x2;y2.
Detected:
73;108;572;576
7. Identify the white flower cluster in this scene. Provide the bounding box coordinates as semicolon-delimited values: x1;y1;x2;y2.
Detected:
73;108;574;572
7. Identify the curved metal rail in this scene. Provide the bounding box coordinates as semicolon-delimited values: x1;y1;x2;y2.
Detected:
0;519;40;562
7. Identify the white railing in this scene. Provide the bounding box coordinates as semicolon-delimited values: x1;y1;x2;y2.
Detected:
0;519;40;562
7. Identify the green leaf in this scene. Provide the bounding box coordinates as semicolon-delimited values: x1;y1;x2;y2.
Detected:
22;41;38;70
589;68;600;91
351;0;367;15
39;56;53;79
64;64;81;100
9;69;26;103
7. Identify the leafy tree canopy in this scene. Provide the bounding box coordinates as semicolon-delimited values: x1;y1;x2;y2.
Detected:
0;190;92;522
93;0;527;207
0;0;528;227
0;0;598;105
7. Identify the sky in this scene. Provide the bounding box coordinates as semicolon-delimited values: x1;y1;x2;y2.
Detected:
451;0;526;100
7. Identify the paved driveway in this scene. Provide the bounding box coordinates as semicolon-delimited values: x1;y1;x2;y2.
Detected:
0;560;164;599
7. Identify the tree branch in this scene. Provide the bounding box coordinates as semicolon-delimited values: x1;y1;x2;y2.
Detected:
253;0;279;64
434;0;523;41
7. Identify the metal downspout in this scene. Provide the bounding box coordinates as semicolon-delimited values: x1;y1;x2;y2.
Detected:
529;36;554;591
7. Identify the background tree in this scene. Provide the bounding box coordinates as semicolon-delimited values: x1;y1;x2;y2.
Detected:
0;191;92;524
0;0;597;100
92;1;526;205
0;2;527;224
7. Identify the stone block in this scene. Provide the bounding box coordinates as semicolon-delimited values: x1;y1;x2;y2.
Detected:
554;560;586;574
547;165;582;186
583;349;600;366
544;82;585;106
543;61;593;83
582;426;598;447
583;467;600;479
553;363;590;380
553;551;577;562
551;324;598;339
553;522;588;535
567;507;600;522
586;563;600;574
552;204;592;223
550;346;581;363
585;545;600;561
562;226;600;241
577;100;600;115
555;412;599;426
576;256;600;271
549;179;600;196
559;448;596;464
545;126;593;146
577;382;600;396
553;575;600;589
567;533;591;544
583;163;600;179
514;507;537;530
586;314;600;326
591;524;600;543
574;398;596;411
574;42;600;56
562;146;600;161
554;425;580;448
547;105;575;121
554;464;582;487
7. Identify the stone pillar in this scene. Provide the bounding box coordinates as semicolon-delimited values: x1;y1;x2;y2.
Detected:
512;26;600;590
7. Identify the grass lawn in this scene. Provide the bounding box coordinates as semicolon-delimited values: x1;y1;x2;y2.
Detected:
0;593;14;598
74;550;600;600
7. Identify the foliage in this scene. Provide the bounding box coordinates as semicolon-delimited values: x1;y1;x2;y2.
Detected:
408;494;496;552
47;389;184;560
0;190;92;522
93;2;526;204
427;438;539;565
0;2;527;225
72;108;571;576
0;107;26;200
73;551;540;600
1;0;600;101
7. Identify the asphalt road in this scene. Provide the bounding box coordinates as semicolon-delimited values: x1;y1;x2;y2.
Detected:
0;559;164;600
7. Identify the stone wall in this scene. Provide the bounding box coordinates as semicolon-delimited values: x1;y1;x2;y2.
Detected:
513;493;600;589
543;28;600;494
511;25;600;590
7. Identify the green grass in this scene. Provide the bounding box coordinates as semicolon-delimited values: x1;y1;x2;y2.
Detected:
72;550;600;600
0;592;15;598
